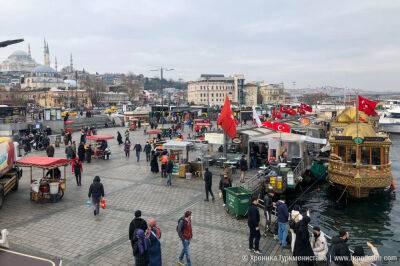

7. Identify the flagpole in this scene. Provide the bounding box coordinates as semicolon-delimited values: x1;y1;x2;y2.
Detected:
223;132;228;159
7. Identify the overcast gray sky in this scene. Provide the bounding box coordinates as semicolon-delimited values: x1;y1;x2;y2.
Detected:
0;0;399;91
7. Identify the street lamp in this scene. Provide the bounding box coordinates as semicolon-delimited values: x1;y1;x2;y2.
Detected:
150;67;174;113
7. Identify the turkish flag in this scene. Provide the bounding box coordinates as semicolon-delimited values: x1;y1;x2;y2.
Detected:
217;96;237;139
280;105;297;116
297;107;306;115
261;121;291;133
358;96;377;116
272;107;282;119
300;103;312;112
274;122;291;133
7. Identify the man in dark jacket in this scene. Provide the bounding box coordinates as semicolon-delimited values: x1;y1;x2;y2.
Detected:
133;143;142;162
263;191;274;236
166;157;174;186
128;210;148;260
144;142;152;162
88;176;104;216
248;195;261;254
239;155;248;183
276;199;289;248
329;229;353;266
204;168;215;201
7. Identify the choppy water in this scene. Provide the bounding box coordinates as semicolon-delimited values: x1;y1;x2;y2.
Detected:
297;135;400;261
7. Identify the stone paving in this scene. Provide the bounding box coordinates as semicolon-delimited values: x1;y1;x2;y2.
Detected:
0;126;294;265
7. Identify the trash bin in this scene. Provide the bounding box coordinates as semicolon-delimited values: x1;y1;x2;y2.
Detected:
225;186;252;218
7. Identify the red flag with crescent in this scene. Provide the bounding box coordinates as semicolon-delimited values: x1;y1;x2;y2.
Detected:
300;103;312;112
261;121;291;133
272;107;282;119
358;96;377;116
217;96;237;139
280;105;297;116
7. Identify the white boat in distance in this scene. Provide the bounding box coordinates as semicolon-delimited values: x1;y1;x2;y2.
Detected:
379;106;400;134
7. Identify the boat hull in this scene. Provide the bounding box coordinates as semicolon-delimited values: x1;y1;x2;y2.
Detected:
379;123;400;134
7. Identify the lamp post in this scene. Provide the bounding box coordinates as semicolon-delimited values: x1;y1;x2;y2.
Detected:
150;67;174;119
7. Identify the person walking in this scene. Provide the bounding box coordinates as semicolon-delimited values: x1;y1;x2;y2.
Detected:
65;143;74;159
134;142;142;162
219;174;232;207
46;144;55;157
146;218;162;266
292;209;314;266
263;191;274;236
144;142;152;162
88;176;104;216
85;144;93;163
71;141;77;157
310;226;328;264
124;139;131;158
125;129;130;141
78;142;85;162
289;204;302;252
133;229;149;266
166;157;174;186
129;210;148;264
160;152;168;178
117;131;123;145
72;156;83;186
248;195;262;254
239;155;248;183
178;210;193;266
204;168;215;202
80;129;86;144
150;151;159;174
276;198;289;248
329;229;353;266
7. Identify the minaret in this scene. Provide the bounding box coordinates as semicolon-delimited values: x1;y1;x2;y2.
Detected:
28;44;31;58
43;38;50;66
70;53;73;72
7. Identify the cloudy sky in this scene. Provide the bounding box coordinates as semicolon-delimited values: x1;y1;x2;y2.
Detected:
1;0;399;91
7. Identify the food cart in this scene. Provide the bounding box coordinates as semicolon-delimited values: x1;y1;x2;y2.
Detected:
86;135;114;160
16;156;70;203
163;140;194;178
145;129;163;145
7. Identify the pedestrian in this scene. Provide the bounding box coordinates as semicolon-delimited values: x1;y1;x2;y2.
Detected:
166;157;174;186
125;129;130;141
263;191;274;236
72;156;83;186
86;144;93;163
204;168;215;202
178;210;193;266
289;204;302;252
80;129;86;144
138;119;142;129
239;155;248;183
65;143;74;159
276;198;289;248
129;210;148;264
78;142;85;162
117;131;123;145
352;242;379;266
329;229;353;266
71;141;77;157
46;144;55;157
248;195;262;254
144;142;152;162
124;139;131;158
133;229;149;266
150;151;159;174
88;176;104;216
146;218;162;266
310;226;328;264
292;209;314;266
219;174;232;207
160;152;168;178
134;142;142;162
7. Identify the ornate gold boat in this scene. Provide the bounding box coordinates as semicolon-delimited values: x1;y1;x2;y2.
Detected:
328;108;393;199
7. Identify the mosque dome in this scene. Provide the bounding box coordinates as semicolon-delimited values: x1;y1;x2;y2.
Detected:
8;50;30;59
33;65;57;73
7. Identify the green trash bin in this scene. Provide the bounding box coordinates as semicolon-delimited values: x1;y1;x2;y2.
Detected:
225;186;252;218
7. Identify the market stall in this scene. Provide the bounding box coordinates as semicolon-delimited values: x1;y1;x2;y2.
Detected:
86;135;114;160
163;140;194;178
16;156;70;203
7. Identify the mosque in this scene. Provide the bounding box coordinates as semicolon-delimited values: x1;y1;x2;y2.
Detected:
0;45;37;72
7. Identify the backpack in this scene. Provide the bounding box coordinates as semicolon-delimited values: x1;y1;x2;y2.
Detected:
176;217;184;235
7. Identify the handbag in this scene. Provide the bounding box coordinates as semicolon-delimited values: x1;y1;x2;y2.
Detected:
100;198;106;209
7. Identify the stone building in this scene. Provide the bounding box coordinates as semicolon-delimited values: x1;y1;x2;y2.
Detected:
259;83;285;105
244;83;259;106
0;48;37;72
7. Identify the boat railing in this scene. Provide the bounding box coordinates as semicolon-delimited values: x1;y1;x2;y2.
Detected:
329;160;392;178
242;169;268;193
293;158;305;180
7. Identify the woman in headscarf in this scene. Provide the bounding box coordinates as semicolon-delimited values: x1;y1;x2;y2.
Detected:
134;229;149;266
117;131;123;145
150;151;159;174
146;218;162;266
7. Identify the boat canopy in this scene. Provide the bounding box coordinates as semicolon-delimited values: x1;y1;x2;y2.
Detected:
17;156;70;169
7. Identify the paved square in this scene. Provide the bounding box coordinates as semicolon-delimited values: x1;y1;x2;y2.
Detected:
0;127;294;265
